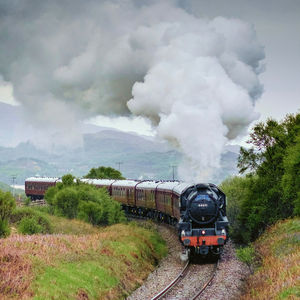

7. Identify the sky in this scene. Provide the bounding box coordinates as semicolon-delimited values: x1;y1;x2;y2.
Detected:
0;0;299;180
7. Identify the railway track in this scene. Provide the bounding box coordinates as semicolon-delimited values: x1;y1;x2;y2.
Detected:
150;260;190;300
127;216;220;300
151;260;218;300
190;261;219;300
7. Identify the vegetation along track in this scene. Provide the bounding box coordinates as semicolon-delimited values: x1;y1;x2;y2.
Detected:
151;260;218;300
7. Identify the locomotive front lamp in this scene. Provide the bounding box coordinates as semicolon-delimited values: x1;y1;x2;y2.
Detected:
202;230;206;235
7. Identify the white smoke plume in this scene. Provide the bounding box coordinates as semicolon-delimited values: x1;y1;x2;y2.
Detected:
0;0;265;180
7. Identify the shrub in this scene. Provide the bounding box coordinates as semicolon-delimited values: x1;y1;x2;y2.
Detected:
0;189;15;238
45;176;125;226
0;189;16;220
10;207;53;234
0;218;10;238
54;187;79;218
78;201;102;225
24;197;31;206
18;217;43;235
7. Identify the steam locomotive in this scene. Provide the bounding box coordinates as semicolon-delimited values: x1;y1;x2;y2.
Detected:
25;177;228;257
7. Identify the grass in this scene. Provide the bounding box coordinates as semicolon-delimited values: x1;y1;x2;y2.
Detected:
240;218;300;299
236;245;255;273
0;221;167;299
47;214;101;235
33;261;118;300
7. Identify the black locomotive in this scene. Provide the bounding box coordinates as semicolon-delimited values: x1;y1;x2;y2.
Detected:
178;183;228;256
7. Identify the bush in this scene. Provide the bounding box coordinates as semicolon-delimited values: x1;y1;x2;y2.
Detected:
78;201;102;225
24;197;31;206
54;188;79;218
0;189;15;238
0;189;16;220
45;176;125;226
10;207;53;234
0;218;10;238
18;217;43;235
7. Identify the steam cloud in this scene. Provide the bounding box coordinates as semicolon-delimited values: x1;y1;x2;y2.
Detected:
0;0;265;180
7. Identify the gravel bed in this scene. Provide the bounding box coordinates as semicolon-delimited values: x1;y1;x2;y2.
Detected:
198;240;250;300
161;263;215;300
127;224;249;300
127;224;184;300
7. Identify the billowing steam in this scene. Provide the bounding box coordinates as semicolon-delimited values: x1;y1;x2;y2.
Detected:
0;0;265;180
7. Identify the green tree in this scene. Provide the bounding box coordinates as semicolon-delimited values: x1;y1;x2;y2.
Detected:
282;133;300;215
219;176;251;243
236;113;300;242
62;174;76;186
84;166;125;179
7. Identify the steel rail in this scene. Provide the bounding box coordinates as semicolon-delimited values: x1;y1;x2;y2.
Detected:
190;261;219;300
150;260;190;300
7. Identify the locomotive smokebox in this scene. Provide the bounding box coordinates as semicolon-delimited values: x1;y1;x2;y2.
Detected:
189;194;217;221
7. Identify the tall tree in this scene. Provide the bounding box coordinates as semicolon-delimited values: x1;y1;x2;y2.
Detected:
84;166;125;179
236;113;300;242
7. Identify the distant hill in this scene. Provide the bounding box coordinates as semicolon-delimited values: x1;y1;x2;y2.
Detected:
0;130;182;184
0;104;239;185
0;180;25;195
0;131;239;185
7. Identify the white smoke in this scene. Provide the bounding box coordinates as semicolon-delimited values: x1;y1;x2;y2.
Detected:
127;17;264;180
0;0;265;180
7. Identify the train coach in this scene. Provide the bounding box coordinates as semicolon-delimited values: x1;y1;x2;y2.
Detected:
25;177;61;200
25;177;229;257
